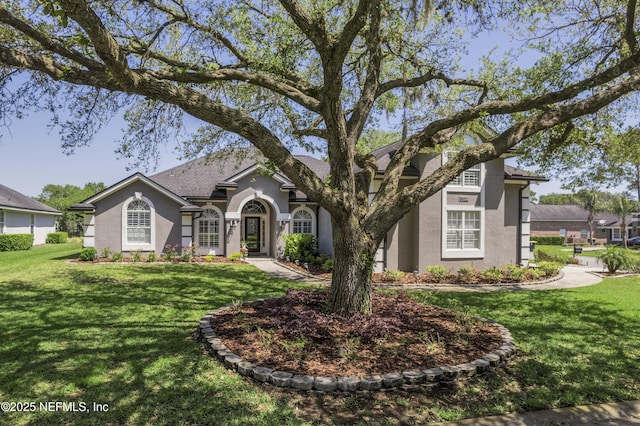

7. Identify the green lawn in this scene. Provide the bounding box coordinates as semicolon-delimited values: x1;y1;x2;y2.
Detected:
1;243;639;424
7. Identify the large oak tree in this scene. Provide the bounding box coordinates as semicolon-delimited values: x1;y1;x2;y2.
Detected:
2;0;640;315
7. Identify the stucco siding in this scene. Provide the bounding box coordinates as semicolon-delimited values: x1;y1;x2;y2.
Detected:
93;180;183;254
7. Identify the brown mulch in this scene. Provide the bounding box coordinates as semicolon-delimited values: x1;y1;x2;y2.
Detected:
72;256;245;264
209;289;503;377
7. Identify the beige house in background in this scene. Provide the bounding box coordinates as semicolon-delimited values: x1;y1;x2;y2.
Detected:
0;184;60;245
71;140;546;271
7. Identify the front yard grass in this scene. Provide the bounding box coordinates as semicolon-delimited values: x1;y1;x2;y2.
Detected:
1;243;639;424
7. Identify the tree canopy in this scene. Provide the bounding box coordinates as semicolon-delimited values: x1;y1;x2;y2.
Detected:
35;182;106;233
2;0;640;315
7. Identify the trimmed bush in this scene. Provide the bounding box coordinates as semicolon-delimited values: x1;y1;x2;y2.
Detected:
46;232;68;244
283;233;318;262
79;247;98;261
0;234;34;251
531;235;566;245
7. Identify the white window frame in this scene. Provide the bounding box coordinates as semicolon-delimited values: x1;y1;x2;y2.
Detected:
290;206;316;236
443;150;482;192
198;206;223;250
442;208;484;258
121;194;155;251
612;228;622;240
0;211;4;234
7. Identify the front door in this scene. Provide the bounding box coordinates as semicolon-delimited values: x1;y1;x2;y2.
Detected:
244;217;261;253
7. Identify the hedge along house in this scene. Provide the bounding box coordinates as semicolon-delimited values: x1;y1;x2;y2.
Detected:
0;184;61;245
71;139;546;271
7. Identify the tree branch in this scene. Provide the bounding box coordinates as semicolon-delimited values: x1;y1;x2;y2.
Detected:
57;0;136;90
364;70;640;240
0;6;104;71
277;0;328;52
624;0;639;53
144;68;322;112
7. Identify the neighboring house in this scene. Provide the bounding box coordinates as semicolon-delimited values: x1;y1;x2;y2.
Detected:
71;140;546;271
0;184;61;245
530;204;632;244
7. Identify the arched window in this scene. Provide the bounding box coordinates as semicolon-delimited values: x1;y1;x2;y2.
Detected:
242;200;267;214
291;207;315;235
199;208;221;248
126;200;151;244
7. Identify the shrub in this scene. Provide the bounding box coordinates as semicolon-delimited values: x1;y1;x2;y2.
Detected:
46;232;68;244
79;247;97;261
0;234;34;251
501;264;527;282
100;247;112;259
131;250;143;262
282;233;318;262
321;258;334;272
536;261;562;277
534;246;573;264
181;247;192;262
204;254;214;263
111;252;124;262
481;267;503;283
382;268;404;282
425;265;448;282
531;235;566;245
162;244;178;262
146;252;157;262
598;246;636;274
229;252;243;261
458;264;478;280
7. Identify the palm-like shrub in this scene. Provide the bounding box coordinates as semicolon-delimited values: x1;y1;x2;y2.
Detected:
597;246;635;273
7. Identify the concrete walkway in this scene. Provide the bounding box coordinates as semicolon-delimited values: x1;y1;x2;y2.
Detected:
435;400;640;425
245;257;640;425
245;257;605;292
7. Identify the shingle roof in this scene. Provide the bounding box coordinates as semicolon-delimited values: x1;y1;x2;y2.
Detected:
148;149;331;198
530;204;623;225
0;184;60;214
504;165;548;181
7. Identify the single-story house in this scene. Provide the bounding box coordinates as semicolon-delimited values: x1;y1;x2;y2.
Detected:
0;184;61;245
530;204;634;244
71;140;546;271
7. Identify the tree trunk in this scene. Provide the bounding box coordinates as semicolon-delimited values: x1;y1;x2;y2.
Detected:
327;216;378;316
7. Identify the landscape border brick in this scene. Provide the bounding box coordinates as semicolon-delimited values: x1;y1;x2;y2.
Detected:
197;300;516;393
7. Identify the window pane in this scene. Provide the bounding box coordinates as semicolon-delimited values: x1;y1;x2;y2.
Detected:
447;231;461;249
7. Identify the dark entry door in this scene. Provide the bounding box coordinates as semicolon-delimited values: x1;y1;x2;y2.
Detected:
244;217;261;252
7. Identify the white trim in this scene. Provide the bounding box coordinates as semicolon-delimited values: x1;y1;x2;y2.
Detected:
121;195;156;251
441;153;486;259
0;206;60;216
85;173;190;207
196;204;224;254
224;164;294;186
290;206;317;235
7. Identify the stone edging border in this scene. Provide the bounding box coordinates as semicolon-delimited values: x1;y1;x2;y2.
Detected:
273;260;564;289
197;300;516;392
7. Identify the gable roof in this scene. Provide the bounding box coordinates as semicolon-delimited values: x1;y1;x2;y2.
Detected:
0;184;60;215
149;149;332;199
71;173;193;211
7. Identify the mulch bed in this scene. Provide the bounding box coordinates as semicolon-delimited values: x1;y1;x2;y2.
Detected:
209;289;503;377
72;256;245;264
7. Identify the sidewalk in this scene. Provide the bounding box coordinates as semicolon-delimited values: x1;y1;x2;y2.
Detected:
434;400;640;425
